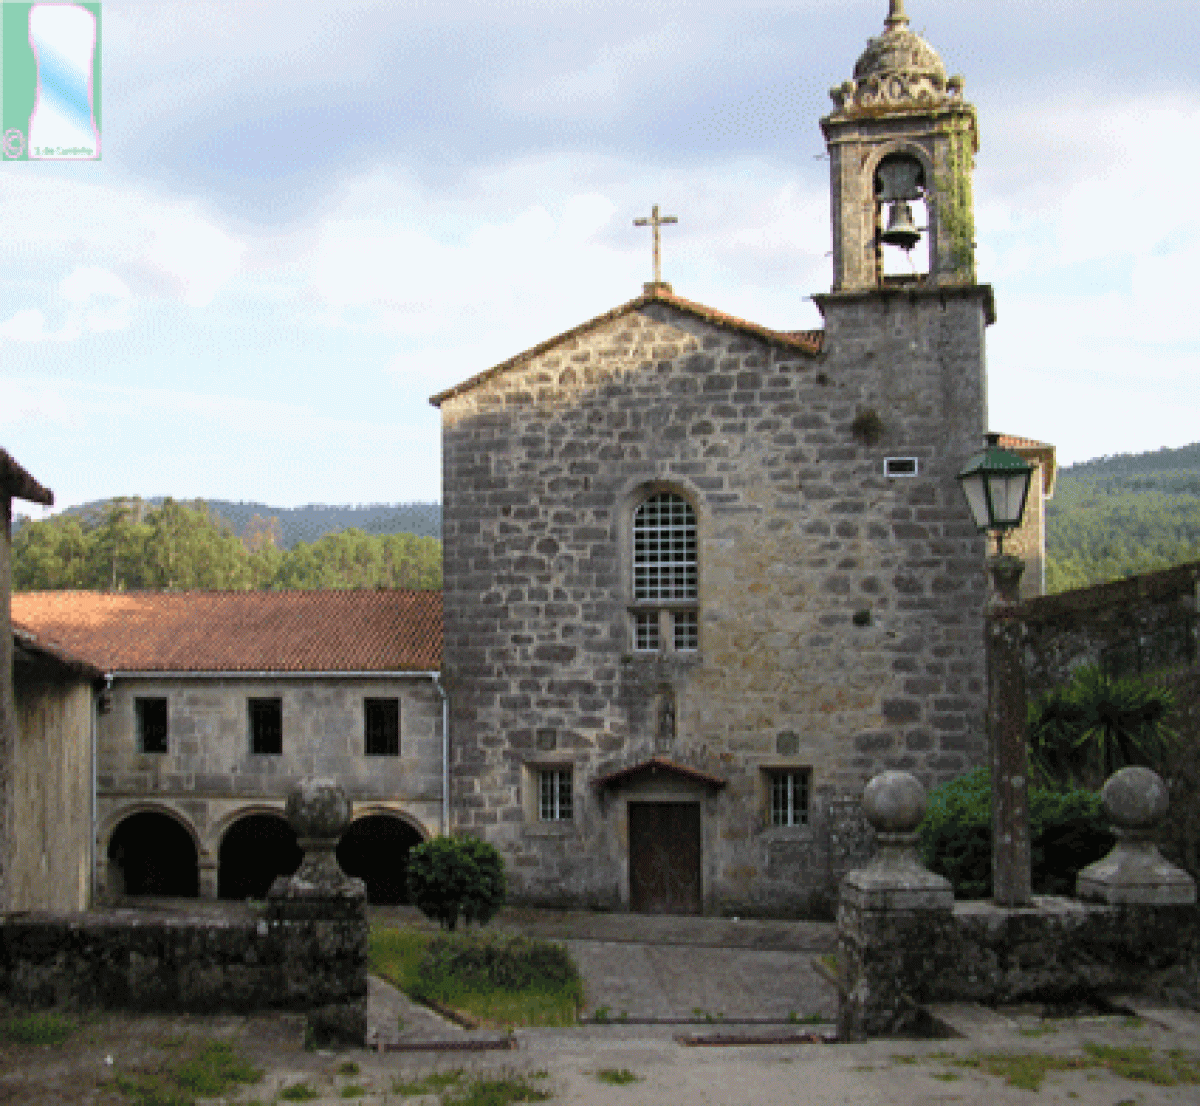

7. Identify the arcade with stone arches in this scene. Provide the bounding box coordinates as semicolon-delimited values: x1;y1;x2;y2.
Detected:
101;802;428;904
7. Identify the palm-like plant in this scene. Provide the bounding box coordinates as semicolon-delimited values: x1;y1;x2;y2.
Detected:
1027;665;1177;789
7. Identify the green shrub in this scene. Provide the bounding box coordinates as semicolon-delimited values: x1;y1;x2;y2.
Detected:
919;767;1114;897
406;836;506;931
409;932;580;1007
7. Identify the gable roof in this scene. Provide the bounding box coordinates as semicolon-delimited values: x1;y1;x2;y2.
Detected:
11;590;442;674
595;755;727;791
0;449;53;506
995;432;1057;497
429;284;824;407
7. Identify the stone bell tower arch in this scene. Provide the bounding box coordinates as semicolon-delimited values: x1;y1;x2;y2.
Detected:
821;0;978;291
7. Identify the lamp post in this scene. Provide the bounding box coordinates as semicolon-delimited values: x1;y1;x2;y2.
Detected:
957;433;1035;907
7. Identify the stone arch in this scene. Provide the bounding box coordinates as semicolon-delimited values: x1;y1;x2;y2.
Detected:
217;809;302;901
106;806;200;898
336;808;427;904
863;139;939;278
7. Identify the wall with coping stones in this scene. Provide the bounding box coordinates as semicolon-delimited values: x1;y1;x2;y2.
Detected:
439;286;990;915
837;896;1200;1038
1020;560;1199;698
0;906;368;1046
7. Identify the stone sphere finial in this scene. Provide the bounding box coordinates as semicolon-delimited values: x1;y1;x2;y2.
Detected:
285;777;353;843
862;770;927;834
1100;766;1170;834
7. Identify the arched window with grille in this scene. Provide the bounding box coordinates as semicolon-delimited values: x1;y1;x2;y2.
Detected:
631;491;698;653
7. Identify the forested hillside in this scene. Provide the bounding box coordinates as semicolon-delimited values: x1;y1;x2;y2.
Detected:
56;498;441;549
12;499;441;592
1046;443;1200;592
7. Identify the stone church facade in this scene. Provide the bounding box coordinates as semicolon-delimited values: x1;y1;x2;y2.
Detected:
434;3;1003;915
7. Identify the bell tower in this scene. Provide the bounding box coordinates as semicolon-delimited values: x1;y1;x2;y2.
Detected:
821;0;978;291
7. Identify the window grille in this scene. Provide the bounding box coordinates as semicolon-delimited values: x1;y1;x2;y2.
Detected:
364;698;400;756
673;610;698;651
634;611;660;652
136;697;168;754
770;770;810;827
633;492;697;601
539;768;573;821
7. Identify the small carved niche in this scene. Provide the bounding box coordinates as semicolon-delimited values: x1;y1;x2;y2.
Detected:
654;684;676;752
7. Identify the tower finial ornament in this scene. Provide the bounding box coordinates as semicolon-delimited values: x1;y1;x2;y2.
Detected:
885;0;910;31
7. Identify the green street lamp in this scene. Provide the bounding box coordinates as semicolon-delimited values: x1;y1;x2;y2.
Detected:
958;432;1036;908
955;432;1034;555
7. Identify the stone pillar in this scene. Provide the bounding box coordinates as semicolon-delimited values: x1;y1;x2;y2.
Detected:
198;857;218;900
1077;766;1196;906
267;779;368;1047
837;771;955;1040
987;554;1032;907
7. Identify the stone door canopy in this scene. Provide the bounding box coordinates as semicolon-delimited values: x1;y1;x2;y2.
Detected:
595;755;727;791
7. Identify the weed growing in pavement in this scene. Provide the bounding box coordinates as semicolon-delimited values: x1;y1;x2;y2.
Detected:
928;1044;1200;1091
278;1083;321;1101
340;1085;366;1098
592;1005;611;1023
2;1012;76;1046
338;1060;360;1076
595;1068;640;1085
393;1069;466;1095
787;1011;825;1025
106;1037;262;1106
444;1073;551;1105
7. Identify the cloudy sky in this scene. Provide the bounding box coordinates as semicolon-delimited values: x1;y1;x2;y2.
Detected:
2;0;1198;514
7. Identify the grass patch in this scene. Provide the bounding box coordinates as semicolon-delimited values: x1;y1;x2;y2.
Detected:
787;1011;826;1025
1018;1021;1059;1037
110;1038;262;1106
338;1060;360;1076
340;1086;366;1098
2;1012;76;1046
932;1045;1200;1091
370;926;583;1027
595;1068;640;1085
279;1084;321;1101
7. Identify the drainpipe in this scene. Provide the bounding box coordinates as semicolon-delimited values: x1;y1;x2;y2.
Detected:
92;674;111;906
431;675;448;835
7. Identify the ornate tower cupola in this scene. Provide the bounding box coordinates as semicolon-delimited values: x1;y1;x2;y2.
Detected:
821;0;977;292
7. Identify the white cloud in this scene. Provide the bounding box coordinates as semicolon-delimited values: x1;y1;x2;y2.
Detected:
144;210;246;308
0;266;133;342
0;309;51;342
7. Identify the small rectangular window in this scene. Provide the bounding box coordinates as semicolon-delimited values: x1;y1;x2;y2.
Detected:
673;610;698;651
365;698;400;756
884;457;919;477
136;697;168;754
770;770;810;827
634;611;660;652
249;697;282;755
539;768;573;821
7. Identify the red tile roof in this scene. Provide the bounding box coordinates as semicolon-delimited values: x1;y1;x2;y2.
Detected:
430;285;823;407
995;432;1057;497
11;590;442;674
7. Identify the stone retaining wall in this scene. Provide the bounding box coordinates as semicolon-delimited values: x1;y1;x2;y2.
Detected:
838;896;1200;1038
0;906;367;1046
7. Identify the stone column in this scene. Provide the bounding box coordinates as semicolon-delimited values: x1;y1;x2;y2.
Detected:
987;554;1032;907
267;779;368;1047
1077;766;1196;905
837;771;955;1040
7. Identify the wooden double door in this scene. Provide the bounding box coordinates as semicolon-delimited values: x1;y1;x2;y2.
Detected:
628;801;702;915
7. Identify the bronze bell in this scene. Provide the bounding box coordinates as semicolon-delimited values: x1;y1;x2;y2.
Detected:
880;200;921;250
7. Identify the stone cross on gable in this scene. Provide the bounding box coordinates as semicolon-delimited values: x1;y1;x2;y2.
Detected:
633;204;678;286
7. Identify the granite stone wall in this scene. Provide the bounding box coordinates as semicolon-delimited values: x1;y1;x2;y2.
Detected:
439;286;991;913
838;896;1200;1038
0;905;368;1046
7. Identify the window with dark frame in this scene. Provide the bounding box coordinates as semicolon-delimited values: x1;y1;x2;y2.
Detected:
249;697;282;755
770;769;810;827
364;698;400;756
632;491;698;654
538;768;573;821
136;697;168;754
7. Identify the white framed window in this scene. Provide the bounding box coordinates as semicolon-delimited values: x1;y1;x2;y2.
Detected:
770;769;810;827
539;768;573;821
631;491;698;653
884;456;919;477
